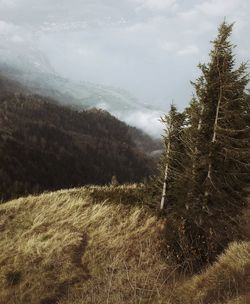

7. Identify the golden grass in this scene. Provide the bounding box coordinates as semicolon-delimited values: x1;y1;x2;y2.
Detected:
0;186;176;304
0;186;249;304
175;241;250;304
174;200;250;304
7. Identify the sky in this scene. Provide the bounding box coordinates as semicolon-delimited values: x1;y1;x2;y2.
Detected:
0;0;250;111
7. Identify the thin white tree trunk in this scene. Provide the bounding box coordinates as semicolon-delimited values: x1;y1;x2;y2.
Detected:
204;56;223;198
192;103;204;174
160;141;171;210
198;104;204;131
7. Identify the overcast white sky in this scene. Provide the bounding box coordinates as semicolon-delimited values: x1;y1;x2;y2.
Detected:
0;0;249;110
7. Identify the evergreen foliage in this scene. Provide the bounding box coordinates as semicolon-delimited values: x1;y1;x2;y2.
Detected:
148;105;186;209
157;22;250;270
159;105;186;209
186;22;249;213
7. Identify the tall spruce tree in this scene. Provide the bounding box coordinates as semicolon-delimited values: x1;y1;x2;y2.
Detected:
162;22;249;270
187;22;249;215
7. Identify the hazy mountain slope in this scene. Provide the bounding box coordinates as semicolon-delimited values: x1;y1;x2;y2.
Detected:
0;72;161;155
0;186;249;304
0;92;156;202
0;56;163;137
127;125;162;156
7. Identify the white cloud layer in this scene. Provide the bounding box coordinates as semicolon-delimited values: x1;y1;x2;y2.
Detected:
122;110;163;137
135;0;178;10
0;0;249;113
0;0;17;8
178;45;199;55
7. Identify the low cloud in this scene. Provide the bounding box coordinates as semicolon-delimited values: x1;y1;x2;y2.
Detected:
122;110;164;138
0;0;17;8
135;0;178;11
0;20;15;34
178;45;199;55
0;0;249;112
196;0;241;17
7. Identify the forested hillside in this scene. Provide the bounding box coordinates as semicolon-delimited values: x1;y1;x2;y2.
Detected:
0;73;29;98
0;88;158;202
0;61;162;137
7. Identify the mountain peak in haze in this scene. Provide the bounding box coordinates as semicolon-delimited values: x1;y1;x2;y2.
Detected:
0;47;163;137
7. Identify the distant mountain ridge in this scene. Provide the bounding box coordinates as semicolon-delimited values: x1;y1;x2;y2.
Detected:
0;72;162;154
0;50;163;137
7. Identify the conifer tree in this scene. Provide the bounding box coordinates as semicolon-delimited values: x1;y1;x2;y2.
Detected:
162;22;249;270
187;22;249;216
158;105;186;210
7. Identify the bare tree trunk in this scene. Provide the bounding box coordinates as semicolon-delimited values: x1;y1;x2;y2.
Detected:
204;56;223;199
197;104;204;131
160;141;171;210
192;103;204;173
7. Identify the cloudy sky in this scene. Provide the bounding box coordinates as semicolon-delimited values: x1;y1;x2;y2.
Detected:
0;0;249;110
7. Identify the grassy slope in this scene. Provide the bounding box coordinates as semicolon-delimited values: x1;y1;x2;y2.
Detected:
176;241;250;304
0;186;249;304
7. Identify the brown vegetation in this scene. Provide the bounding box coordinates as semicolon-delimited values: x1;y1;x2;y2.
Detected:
0;186;173;304
175;241;250;304
0;185;249;304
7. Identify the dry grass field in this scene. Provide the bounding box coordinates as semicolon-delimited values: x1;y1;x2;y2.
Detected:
0;185;249;304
